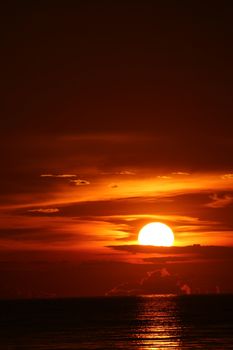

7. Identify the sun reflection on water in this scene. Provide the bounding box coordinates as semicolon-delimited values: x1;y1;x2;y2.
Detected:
134;295;182;349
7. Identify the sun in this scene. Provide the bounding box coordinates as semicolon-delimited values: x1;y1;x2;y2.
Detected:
138;222;174;247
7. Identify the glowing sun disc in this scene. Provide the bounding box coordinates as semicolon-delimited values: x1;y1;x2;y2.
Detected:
138;222;174;247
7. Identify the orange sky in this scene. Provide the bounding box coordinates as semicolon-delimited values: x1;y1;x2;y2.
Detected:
1;166;233;252
1;2;233;297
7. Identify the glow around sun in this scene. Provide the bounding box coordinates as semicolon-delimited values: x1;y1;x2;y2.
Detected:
138;222;174;247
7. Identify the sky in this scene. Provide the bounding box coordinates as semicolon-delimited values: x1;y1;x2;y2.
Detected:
1;2;233;298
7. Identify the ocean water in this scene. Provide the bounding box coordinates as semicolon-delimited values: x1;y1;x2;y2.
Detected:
1;295;233;349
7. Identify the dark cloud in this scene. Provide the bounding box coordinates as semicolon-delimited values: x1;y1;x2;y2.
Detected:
109;184;119;189
108;245;233;262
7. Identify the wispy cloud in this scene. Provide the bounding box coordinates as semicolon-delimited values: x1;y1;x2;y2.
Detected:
40;174;77;178
206;194;233;208
100;213;201;224
28;208;59;213
118;170;136;175
221;173;233;180
172;172;190;176
157;175;172;179
69;179;90;186
101;170;136;175
157;172;190;179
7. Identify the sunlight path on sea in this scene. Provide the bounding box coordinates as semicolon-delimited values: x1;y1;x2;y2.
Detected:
133;295;182;349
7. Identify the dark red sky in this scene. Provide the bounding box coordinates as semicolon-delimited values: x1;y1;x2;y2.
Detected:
1;2;233;298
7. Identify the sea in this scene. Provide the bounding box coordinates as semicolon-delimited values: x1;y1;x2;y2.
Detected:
1;295;233;349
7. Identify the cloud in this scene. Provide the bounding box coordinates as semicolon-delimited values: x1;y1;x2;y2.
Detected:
206;194;233;208
40;174;77;178
221;173;233;180
101;170;136;175
69;179;90;186
106;267;186;296
172;172;190;176
108;183;119;189
160;267;171;277
118;171;136;175
179;283;192;295
28;208;59;214
157;175;172;179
